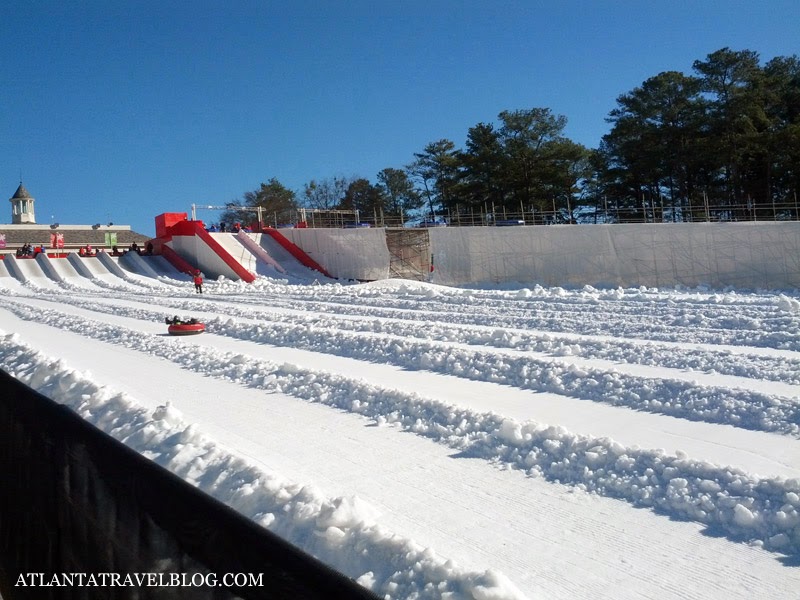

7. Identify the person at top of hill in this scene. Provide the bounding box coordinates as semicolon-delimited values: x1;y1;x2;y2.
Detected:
193;269;203;294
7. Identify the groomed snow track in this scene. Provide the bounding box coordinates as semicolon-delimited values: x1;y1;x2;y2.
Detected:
0;273;798;600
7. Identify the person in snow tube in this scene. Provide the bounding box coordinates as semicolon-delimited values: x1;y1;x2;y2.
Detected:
165;316;199;325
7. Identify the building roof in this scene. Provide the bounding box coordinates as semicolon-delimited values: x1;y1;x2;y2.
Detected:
2;185;151;246
0;226;151;247
11;183;32;199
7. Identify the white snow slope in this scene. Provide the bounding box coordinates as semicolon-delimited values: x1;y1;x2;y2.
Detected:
1;264;799;600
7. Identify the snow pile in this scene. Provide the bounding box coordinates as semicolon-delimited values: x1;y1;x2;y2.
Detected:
0;335;527;600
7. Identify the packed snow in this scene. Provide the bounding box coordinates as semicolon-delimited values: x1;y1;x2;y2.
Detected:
1;258;799;600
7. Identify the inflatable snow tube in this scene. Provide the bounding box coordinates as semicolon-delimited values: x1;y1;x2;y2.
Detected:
167;323;205;336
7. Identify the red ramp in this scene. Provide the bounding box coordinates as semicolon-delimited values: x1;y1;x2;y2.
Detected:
262;227;333;278
152;214;256;282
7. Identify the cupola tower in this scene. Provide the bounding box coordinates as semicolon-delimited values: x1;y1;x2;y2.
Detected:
9;182;36;224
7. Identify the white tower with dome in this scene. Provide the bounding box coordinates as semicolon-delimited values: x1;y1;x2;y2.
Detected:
9;182;36;224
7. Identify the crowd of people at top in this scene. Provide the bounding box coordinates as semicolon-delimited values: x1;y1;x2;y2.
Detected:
109;241;154;256
11;240;158;258
15;243;45;257
205;222;251;233
15;240;155;258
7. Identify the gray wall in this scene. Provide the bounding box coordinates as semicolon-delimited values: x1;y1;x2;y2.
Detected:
291;222;800;290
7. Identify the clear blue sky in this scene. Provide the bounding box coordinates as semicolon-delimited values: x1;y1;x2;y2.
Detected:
3;0;798;236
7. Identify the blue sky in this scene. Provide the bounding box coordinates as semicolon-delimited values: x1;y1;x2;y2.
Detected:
3;0;798;236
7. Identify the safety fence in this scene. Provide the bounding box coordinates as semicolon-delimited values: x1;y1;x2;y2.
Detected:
224;200;800;230
0;369;379;600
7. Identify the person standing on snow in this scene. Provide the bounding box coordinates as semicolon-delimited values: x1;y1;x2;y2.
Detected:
193;270;204;293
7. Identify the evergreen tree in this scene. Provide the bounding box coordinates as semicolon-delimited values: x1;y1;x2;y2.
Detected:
222;177;298;229
406;139;460;220
376;168;422;223
692;48;767;211
762;55;800;214
460;123;506;213
340;178;387;223
600;71;708;221
542;138;592;223
497;108;569;213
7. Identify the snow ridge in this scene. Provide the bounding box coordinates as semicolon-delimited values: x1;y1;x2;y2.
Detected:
14;297;800;436
51;291;800;386
0;336;526;600
1;301;799;556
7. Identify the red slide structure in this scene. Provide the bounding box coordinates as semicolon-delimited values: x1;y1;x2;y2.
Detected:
261;227;333;279
159;244;196;275
151;213;332;282
152;213;256;283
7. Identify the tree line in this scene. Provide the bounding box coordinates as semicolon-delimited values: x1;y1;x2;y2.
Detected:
224;47;800;227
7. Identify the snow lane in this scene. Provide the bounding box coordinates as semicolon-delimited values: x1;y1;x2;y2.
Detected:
6;257;62;289
261;282;800;351
60;291;800;387
10;300;800;477
3;299;800;554
1;309;799;600
21;290;800;398
42;256;100;288
11;295;800;478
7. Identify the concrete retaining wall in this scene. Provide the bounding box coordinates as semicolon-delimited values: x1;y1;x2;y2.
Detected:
290;222;800;290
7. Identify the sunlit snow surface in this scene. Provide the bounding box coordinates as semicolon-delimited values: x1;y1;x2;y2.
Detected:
1;264;799;600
